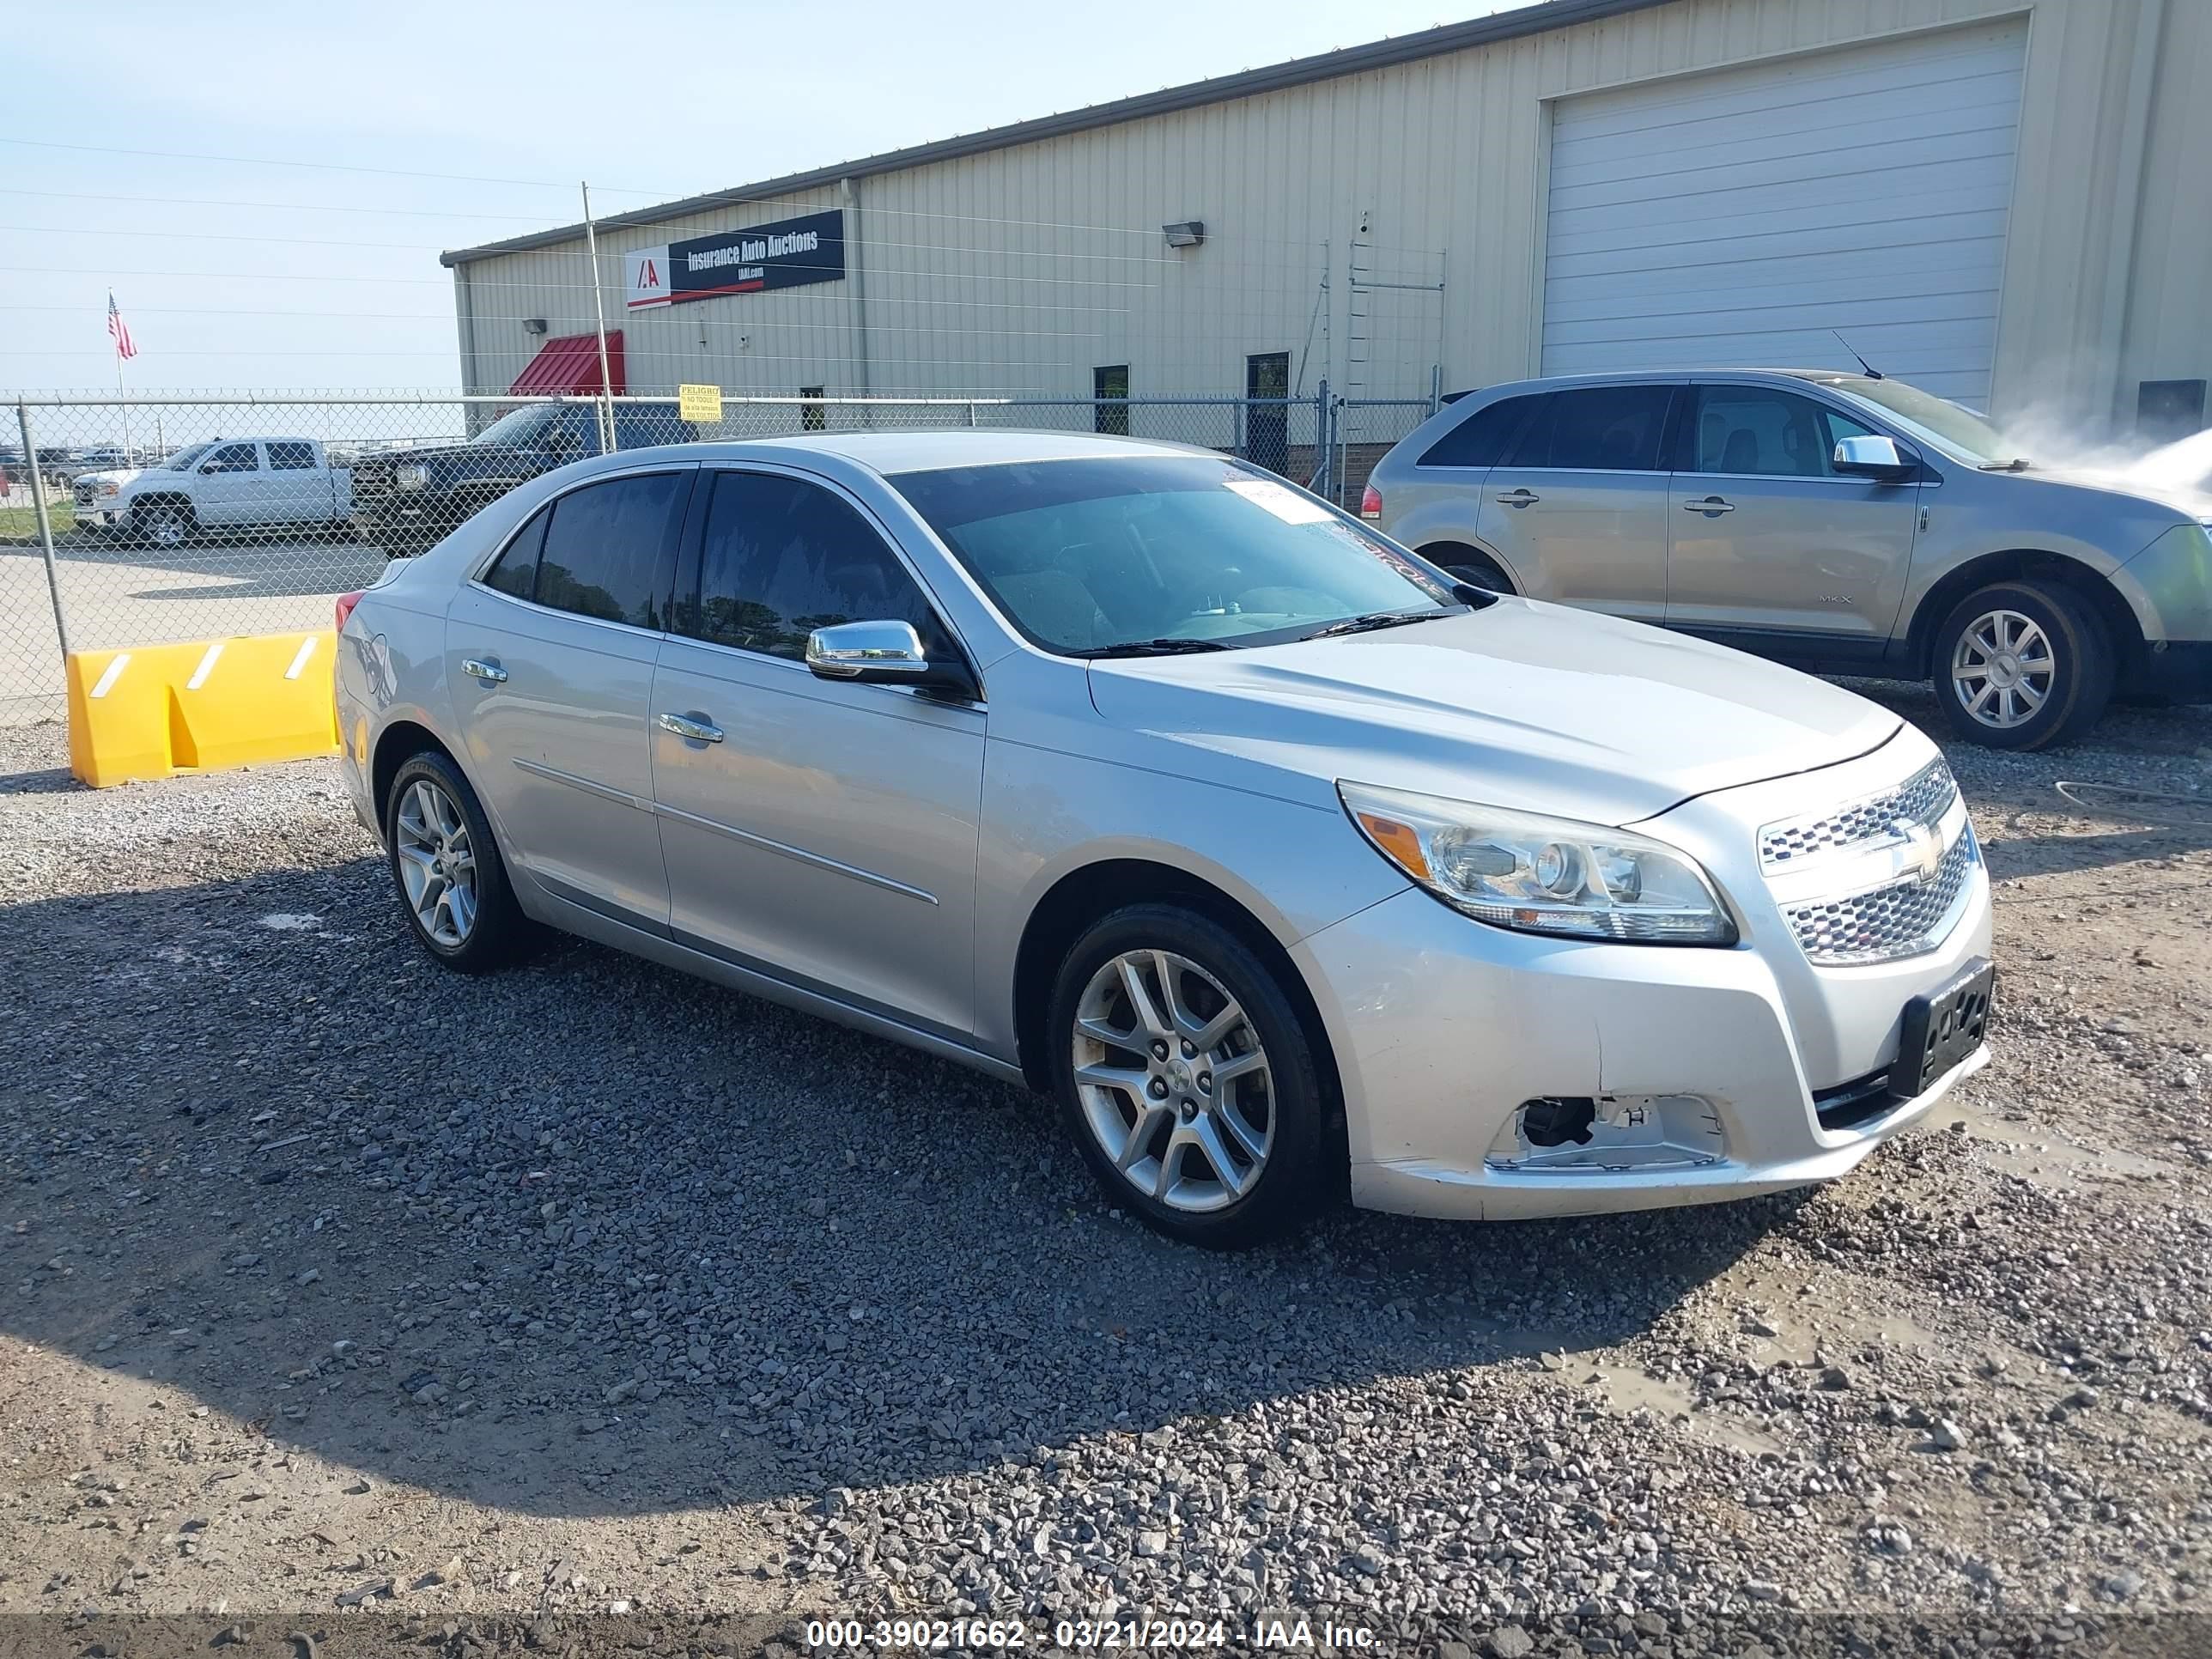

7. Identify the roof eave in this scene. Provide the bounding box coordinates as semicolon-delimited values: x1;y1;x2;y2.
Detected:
441;0;1670;267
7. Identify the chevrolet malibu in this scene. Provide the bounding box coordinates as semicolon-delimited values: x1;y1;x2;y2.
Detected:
335;432;1994;1246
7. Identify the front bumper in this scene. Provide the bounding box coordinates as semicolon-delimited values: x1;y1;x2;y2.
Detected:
1297;730;1994;1222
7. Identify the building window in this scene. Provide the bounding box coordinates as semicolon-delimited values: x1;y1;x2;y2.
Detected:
800;386;826;433
1093;365;1130;436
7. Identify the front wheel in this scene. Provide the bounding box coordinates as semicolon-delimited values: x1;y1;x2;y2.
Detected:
383;750;528;973
1048;904;1334;1247
1931;580;2112;750
137;502;192;550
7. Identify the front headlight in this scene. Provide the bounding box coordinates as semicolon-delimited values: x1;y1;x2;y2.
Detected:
1339;781;1737;945
393;465;428;490
95;482;119;497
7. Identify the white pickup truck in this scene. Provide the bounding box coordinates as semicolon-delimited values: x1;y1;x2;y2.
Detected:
72;438;353;548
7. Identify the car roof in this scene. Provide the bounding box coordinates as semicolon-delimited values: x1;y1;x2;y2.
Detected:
599;428;1217;477
1456;368;1886;397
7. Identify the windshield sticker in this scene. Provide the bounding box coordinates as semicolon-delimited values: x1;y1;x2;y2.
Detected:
1224;477;1335;525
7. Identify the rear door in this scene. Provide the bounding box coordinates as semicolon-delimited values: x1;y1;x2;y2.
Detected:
649;465;986;1039
1473;383;1676;622
445;465;695;929
264;441;327;524
1664;383;1920;654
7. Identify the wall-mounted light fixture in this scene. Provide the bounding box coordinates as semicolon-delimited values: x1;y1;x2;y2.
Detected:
522;317;550;335
1162;222;1206;249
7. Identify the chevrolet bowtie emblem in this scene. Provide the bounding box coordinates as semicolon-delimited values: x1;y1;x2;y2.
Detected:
1894;818;1944;883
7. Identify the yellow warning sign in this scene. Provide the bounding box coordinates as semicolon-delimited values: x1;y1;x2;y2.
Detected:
678;383;723;424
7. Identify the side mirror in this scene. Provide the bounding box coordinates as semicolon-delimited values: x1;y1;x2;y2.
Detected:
1833;434;1916;479
805;620;978;700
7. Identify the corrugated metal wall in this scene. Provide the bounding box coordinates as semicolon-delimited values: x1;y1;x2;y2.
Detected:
451;0;2207;427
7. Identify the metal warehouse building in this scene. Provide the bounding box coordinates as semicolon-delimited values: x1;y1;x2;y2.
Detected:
444;0;2211;435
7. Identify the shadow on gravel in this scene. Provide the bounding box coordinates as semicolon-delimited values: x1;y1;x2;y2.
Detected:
0;857;1782;1522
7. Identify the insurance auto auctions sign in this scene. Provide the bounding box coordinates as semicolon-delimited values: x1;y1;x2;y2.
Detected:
624;209;845;308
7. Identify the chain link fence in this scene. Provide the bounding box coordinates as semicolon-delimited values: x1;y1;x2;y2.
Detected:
3;388;1426;725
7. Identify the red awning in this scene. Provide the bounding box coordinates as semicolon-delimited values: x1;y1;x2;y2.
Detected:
507;331;625;396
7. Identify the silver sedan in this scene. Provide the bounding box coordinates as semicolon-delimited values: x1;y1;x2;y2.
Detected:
336;431;1993;1245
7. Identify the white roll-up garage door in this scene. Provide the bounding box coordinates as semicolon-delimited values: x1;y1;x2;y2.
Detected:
1540;21;2027;407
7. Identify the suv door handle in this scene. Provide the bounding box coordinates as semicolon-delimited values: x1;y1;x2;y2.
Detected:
1682;496;1735;514
1494;488;1540;507
460;657;508;684
657;711;725;744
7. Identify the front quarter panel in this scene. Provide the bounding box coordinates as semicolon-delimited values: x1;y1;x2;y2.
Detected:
969;650;1410;1062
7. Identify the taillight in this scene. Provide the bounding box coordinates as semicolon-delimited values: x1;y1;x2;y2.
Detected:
1359;483;1382;520
334;591;365;631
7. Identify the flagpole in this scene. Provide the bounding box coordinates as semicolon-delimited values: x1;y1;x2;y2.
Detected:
116;349;132;465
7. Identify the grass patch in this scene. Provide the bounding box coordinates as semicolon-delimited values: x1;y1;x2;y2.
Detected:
0;503;76;543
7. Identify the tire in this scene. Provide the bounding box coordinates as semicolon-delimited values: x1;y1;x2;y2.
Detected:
1047;903;1334;1248
136;502;193;551
1931;580;2113;750
382;750;527;974
1424;544;1515;594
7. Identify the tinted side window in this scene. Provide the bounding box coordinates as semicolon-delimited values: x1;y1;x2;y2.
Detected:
690;471;945;661
1506;386;1672;471
483;507;548;601
1419;395;1540;468
267;441;317;471
205;442;260;473
1692;388;1871;477
613;409;696;450
534;472;689;627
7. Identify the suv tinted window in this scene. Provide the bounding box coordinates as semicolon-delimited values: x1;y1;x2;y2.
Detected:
1419;394;1539;469
533;472;690;627
204;442;260;473
483;507;548;601
611;409;696;451
266;441;317;471
688;471;945;660
1505;386;1672;471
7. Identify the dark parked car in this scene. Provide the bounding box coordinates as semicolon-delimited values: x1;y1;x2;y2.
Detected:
350;401;698;556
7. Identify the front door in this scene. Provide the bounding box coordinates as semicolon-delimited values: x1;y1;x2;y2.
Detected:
1472;383;1675;622
650;465;986;1039
1665;384;1920;653
194;441;264;526
445;466;694;928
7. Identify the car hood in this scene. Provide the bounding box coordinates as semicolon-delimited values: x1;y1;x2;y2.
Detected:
77;467;145;489
1085;600;1901;826
2002;463;2212;524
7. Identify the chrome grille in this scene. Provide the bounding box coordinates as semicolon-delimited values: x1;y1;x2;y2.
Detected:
1783;830;1978;965
1760;758;1956;870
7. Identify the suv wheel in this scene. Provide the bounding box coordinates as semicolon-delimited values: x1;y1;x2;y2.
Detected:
1932;580;2112;750
384;750;526;973
1424;544;1515;593
1048;904;1334;1247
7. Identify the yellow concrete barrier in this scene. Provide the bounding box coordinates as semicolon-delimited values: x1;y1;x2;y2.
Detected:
66;629;341;788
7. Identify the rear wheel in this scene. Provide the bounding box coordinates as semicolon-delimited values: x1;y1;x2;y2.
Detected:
1048;904;1333;1247
1932;580;2112;750
383;750;526;973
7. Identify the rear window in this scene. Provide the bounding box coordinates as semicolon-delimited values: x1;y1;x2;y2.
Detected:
1504;386;1674;471
1419;395;1540;469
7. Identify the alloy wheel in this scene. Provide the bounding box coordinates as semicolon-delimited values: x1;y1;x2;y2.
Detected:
393;778;478;948
1070;949;1274;1213
1950;607;2056;731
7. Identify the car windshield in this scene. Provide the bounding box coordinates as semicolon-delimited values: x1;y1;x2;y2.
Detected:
163;442;216;471
1808;375;2018;465
471;405;562;447
891;456;1460;654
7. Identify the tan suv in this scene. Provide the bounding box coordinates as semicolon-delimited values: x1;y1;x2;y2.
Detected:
1364;369;2212;748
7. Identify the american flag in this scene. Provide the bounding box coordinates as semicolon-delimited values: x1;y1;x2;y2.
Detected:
107;292;137;362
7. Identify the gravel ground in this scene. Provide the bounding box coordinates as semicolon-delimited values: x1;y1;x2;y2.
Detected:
2;689;2209;1658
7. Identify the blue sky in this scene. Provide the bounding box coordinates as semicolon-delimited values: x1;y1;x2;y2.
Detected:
2;0;1510;392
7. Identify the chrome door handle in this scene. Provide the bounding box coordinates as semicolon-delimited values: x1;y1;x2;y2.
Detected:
657;711;725;744
1683;496;1735;514
460;657;507;684
1494;488;1540;507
